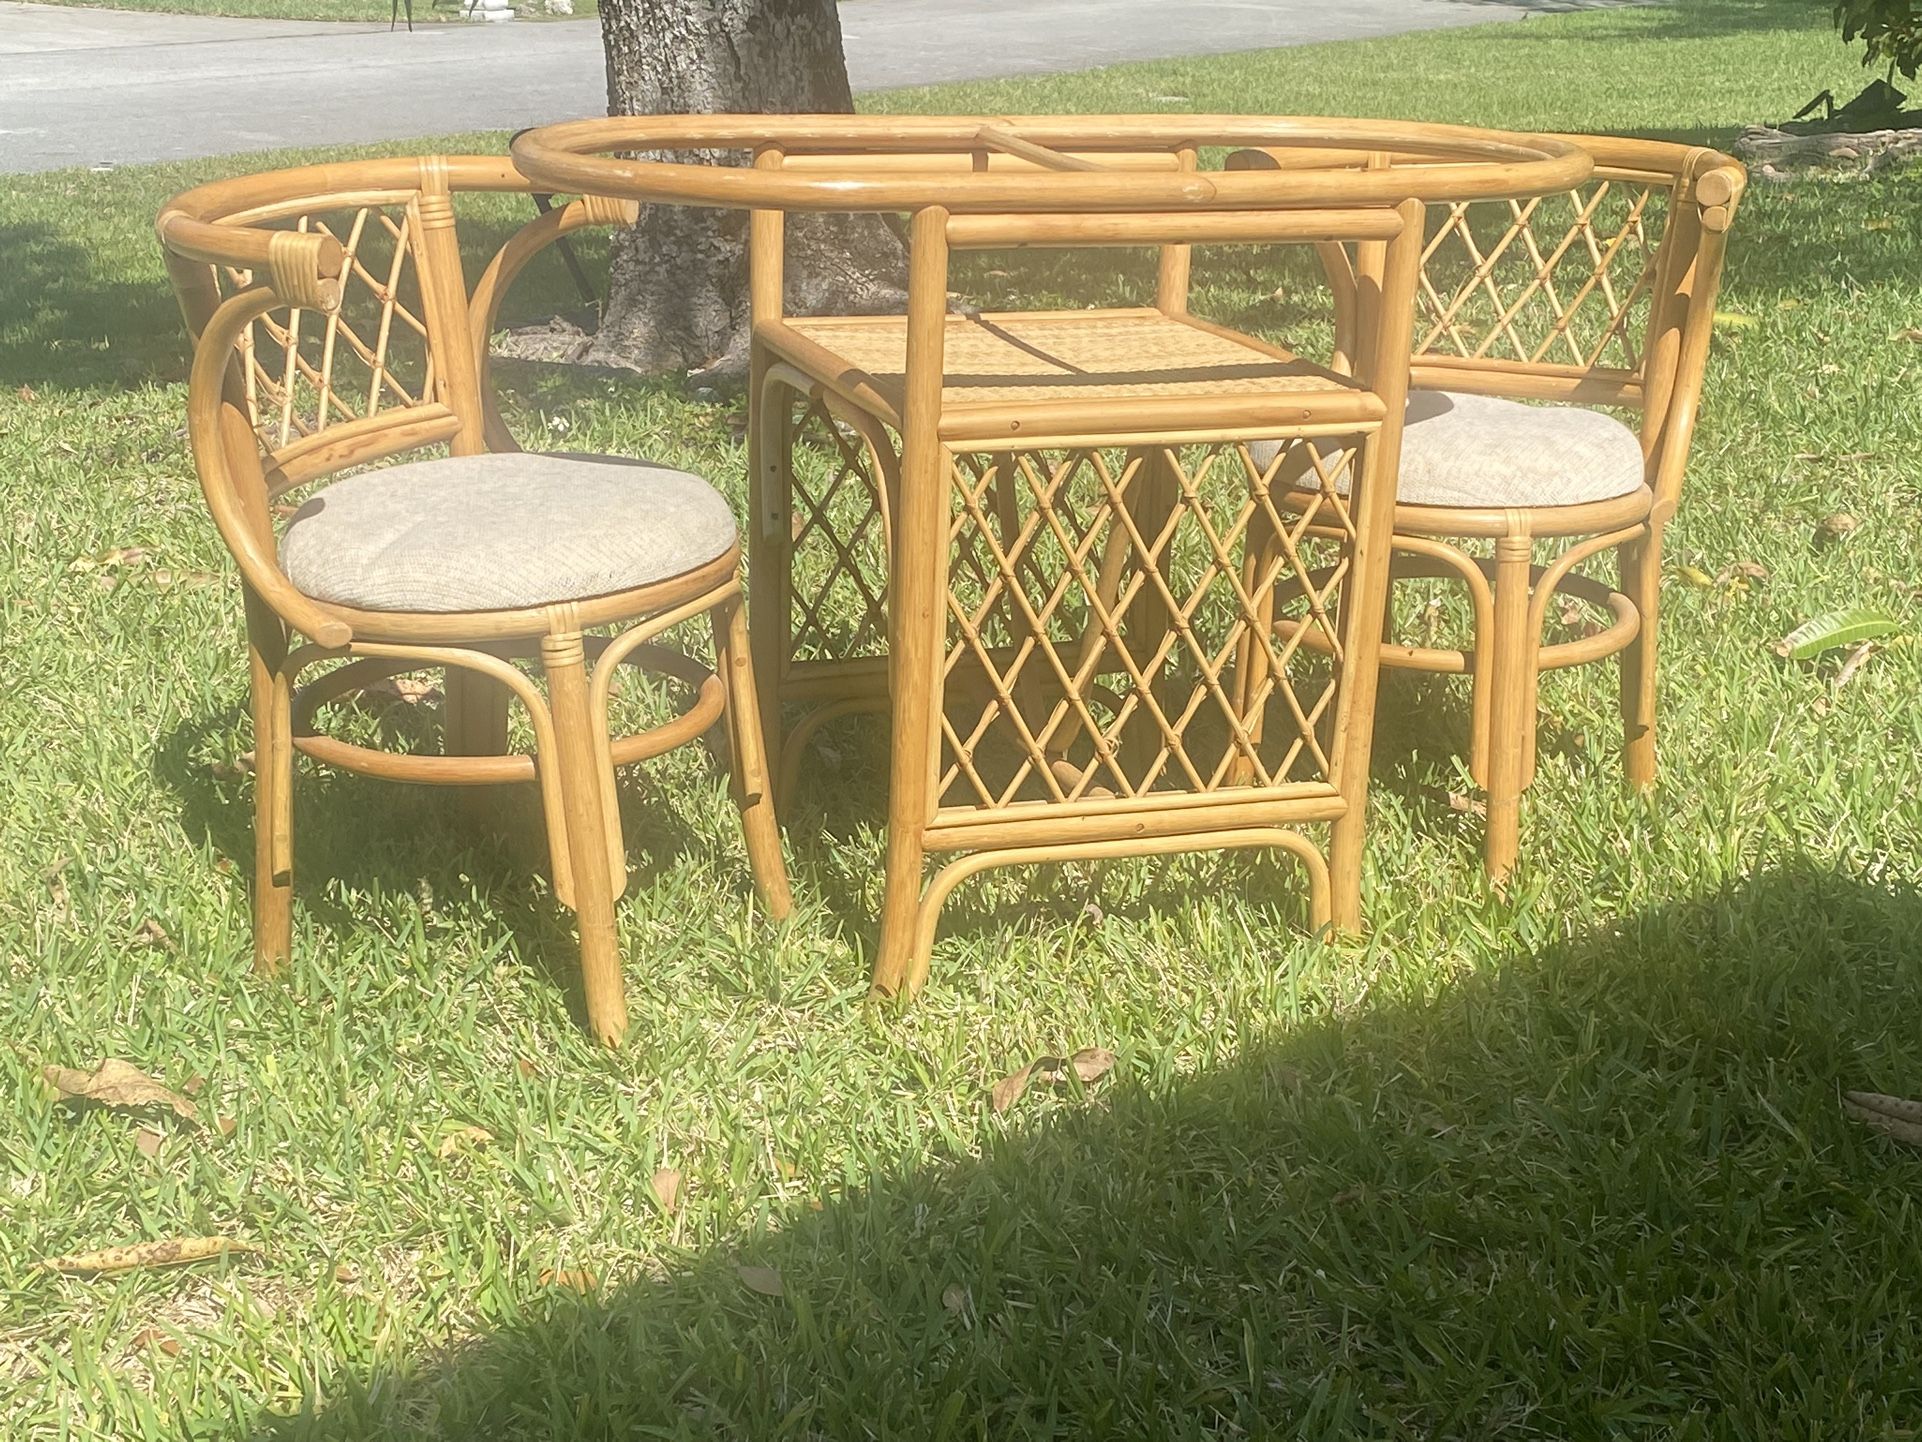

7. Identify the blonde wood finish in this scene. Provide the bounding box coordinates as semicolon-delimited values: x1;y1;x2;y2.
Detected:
1237;135;1745;880
157;156;792;1043
650;125;1526;998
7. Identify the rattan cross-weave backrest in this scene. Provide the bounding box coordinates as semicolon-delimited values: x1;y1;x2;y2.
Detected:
1229;135;1743;512
156;156;559;642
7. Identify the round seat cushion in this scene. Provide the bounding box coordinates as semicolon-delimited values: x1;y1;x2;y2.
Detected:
1252;389;1647;510
280;452;738;613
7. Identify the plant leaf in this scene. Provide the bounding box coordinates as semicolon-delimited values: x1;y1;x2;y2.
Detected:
43;1060;199;1123
435;1125;493;1159
37;1237;260;1275
649;1167;682;1217
1067;1047;1118;1084
737;1264;785;1297
1773;609;1904;661
538;1267;598;1292
1843;1091;1922;1148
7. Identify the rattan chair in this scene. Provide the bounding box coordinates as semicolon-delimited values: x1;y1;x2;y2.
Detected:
157;156;791;1044
1235;136;1745;879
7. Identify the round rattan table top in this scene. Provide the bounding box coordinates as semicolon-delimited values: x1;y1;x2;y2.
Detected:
508;114;1593;214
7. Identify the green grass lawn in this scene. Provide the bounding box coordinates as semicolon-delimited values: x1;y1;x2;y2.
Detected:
7;1;1922;1437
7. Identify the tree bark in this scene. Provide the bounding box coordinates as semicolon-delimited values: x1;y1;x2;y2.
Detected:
588;0;907;377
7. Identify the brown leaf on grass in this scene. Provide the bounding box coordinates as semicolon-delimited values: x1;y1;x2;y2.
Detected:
37;1237;260;1275
69;546;148;574
539;1267;598;1292
515;1058;538;1079
43;1059;199;1123
435;1125;493;1160
1556;599;1605;639
1834;640;1880;691
354;675;442;709
649;1167;682;1217
736;1264;785;1297
132;918;172;950
941;1282;972;1318
18;384;37;402
144;568;220;592
216;1116;236;1138
130;1327;183;1358
133;1128;165;1160
1443;789;1488;819
990;1047;1119;1113
1814;512;1859;547
1898;328;1922;343
181;1075;206;1098
1843;1090;1922;1148
332;1263;362;1285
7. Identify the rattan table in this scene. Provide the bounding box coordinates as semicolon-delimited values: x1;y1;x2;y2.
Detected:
511;116;1593;997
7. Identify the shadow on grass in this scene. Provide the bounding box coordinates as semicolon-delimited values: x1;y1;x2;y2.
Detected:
151;695;755;1030
243;862;1922;1437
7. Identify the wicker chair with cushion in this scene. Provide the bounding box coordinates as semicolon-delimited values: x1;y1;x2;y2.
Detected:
1236;135;1744;880
158;156;790;1045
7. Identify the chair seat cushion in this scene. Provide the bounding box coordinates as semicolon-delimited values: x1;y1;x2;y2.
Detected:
1253;389;1647;510
280;452;738;613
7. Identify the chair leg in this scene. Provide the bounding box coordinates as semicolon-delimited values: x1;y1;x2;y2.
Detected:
870;827;929;999
245;594;293;972
444;667;511;823
1483;537;1540;885
712;593;793;921
540;629;627;1047
1619;532;1662;790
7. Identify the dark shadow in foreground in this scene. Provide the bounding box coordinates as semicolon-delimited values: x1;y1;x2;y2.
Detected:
253;864;1922;1438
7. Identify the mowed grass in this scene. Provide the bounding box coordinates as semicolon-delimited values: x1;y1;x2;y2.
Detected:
6;1;1922;1437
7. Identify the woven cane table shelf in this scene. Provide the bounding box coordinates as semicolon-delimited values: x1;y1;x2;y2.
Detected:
765;309;1380;439
510;114;1599;999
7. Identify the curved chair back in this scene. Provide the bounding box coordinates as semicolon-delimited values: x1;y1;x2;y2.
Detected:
1229;135;1744;523
155;156;629;645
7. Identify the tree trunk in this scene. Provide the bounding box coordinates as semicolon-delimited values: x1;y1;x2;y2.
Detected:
587;0;907;377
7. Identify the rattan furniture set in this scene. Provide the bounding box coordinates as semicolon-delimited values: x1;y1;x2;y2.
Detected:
155;118;1743;1043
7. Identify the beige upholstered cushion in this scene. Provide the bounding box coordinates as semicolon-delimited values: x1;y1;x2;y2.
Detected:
281;452;737;613
1251;389;1647;509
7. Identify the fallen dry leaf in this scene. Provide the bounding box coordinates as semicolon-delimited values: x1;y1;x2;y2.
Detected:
130;1327;182;1358
1444;789;1488;819
133;1128;165;1161
737;1264;785;1297
132;918;172;950
435;1125;493;1160
515;1058;538;1079
145;568;220;591
649;1167;682;1217
1814;512;1859;547
990;1047;1119;1113
43;1059;200;1123
1834;640;1879;691
332;1263;362;1285
37;1237;260;1275
1898;328;1922;344
1844;1090;1922;1148
941;1282;972;1318
216;1116;237;1138
538;1267;598;1292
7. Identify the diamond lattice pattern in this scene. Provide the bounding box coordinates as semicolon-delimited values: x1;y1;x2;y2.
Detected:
219;205;436;451
785;395;893;664
1416;178;1673;372
939;437;1360;810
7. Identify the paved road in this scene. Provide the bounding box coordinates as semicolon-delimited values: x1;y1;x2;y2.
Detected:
0;0;1582;173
